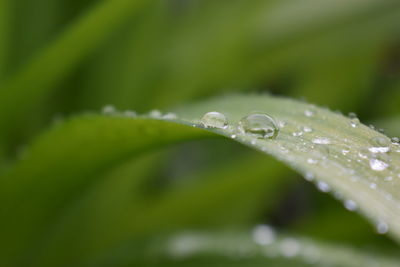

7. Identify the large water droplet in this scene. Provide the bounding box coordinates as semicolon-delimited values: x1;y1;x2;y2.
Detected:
239;113;278;139
369;158;389;171
252;225;276;246
200;111;228;129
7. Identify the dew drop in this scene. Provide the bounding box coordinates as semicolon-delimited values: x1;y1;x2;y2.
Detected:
301;126;313;133
317;181;330;192
280;238;301;258
238;113;279;139
162;112;178;120
376;221;389;234
312;137;331;145
369;183;377;190
350;119;359;128
252;225;276;246
124;110;137;117
305;172;315;181
368;147;390;153
370;136;390;147
149;109;162;118
369;158;389;171
304;110;315;117
200;111;228;129
102;105;116;114
344;199;358;211
307;158;318;164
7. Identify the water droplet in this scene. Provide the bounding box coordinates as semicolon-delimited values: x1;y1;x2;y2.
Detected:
376;221;389;234
238;113;278;139
344;199;358;211
102;105;116;114
348;112;357;119
278;120;287;128
292;131;303;137
341;149;350;156
252;225;276;246
149;109;162;118
312;137;331;145
124;110;137;117
391;137;399;144
163;112;177;120
350;119;360;128
305;172;315;181
280;238;300;258
369;158;389;171
307;158;318;164
231;134;237;139
317;181;330;192
368;147;390;153
304;110;315;117
200;111;228;129
302;126;313;133
370;183;377;189
370;136;390;147
384;176;393;182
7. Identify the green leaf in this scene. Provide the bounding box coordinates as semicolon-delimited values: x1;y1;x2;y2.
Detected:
1;94;400;265
0;0;149;139
89;230;400;267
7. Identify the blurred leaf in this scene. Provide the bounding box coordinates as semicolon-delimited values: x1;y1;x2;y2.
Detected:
0;0;149;141
0;0;8;83
91;230;400;267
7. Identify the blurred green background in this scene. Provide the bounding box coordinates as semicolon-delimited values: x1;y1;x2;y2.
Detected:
0;0;400;266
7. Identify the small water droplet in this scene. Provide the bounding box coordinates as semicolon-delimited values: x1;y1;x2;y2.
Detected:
391;137;399;144
344;199;358;211
231;134;237;139
200;111;228;129
124;110;137;117
278;120;287;128
238;113;279;139
370;183;377;189
149;109;162;118
162;112;178;120
280;238;301;258
369;158;389;171
348;112;357;119
304;110;315;117
307;158;318;164
305;172;315;181
370;136;390;147
302;126;313;133
317;181;330;192
252;225;276;246
376;221;389;234
102;105;116;114
384;176;393;181
292;131;303;137
350;119;359;128
312;137;331;145
368;147;390;153
341;149;350;156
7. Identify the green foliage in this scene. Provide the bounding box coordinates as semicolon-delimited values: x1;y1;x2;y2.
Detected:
1;0;400;266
